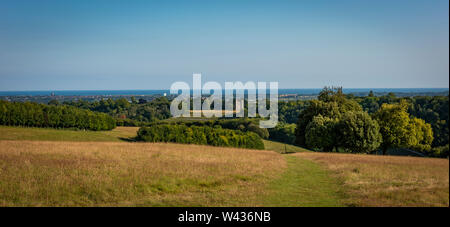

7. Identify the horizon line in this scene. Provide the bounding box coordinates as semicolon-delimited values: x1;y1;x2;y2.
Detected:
0;87;449;92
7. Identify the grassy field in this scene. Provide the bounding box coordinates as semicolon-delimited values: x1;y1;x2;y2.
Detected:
0;126;448;207
263;140;312;154
0;140;285;206
263;156;343;206
294;152;449;207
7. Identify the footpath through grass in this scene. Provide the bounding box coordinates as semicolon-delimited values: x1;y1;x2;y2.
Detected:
263;155;343;207
263;140;312;154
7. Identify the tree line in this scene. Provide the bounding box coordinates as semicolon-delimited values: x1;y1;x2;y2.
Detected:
0;101;115;131
272;88;448;157
290;87;446;157
62;96;171;123
137;124;265;150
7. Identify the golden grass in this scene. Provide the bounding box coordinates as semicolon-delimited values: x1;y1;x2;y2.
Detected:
0;126;139;142
0;140;285;207
292;152;449;207
263;140;312;154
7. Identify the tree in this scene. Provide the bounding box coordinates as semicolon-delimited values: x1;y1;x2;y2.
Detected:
131;96;138;104
138;98;147;104
0;100;115;131
373;101;412;154
374;101;433;154
268;122;296;144
295;100;339;146
295;90;361;147
338;111;382;153
48;99;59;106
407;117;433;152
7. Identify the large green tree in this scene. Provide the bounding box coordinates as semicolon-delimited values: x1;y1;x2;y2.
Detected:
338;111;382;153
295;87;361;147
374;101;433;154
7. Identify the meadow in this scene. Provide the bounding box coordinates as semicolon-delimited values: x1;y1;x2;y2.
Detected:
295;152;449;206
0;126;448;207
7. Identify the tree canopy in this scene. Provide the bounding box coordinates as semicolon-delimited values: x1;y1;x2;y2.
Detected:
374;101;433;154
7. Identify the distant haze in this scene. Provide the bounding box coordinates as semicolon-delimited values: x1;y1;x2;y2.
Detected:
0;0;448;90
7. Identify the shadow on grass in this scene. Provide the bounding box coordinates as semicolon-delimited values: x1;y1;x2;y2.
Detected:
118;137;137;142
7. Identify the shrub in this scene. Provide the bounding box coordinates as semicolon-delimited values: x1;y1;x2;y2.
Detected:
136;125;264;150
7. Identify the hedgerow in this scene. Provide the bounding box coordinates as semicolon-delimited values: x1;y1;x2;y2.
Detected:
137;124;265;150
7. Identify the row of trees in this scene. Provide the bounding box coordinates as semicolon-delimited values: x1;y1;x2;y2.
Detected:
0;101;115;131
137;125;265;150
294;88;435;155
268;122;296;144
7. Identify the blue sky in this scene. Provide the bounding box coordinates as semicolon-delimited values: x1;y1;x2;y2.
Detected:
0;0;448;90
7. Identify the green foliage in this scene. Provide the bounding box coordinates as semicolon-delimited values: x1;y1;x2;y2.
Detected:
428;145;449;158
407;96;448;147
373;101;434;154
146;118;270;139
268;123;296;144
294;95;361;147
354;95;448;148
304;111;382;153
292;87;440;154
64;97;171;123
137;125;265;150
408;118;433;150
0;100;115;131
338;111;382;153
278;100;308;124
305;115;338;152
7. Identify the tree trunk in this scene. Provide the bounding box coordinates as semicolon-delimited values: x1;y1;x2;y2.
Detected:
382;147;387;155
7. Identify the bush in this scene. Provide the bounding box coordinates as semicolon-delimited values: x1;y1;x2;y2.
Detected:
143;118;270;139
429;145;449;158
115;118;142;127
136;125;265;150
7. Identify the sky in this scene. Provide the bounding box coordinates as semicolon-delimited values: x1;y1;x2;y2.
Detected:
0;0;448;90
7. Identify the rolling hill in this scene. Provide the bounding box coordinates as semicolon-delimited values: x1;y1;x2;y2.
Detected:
0;126;448;206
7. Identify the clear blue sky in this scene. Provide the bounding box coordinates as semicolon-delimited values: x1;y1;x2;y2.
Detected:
0;0;448;90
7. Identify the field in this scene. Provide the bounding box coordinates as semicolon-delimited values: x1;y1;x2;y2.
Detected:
0;126;138;142
0;126;448;207
0;140;285;206
294;152;449;206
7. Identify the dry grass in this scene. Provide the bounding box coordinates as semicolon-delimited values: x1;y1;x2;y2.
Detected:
0;140;285;207
0;126;139;142
2;126;447;207
293;152;449;207
263;140;312;154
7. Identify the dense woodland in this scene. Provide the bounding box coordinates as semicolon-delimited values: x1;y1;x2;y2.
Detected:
0;100;115;130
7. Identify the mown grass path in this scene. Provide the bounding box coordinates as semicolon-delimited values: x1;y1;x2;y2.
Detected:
263;155;343;207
